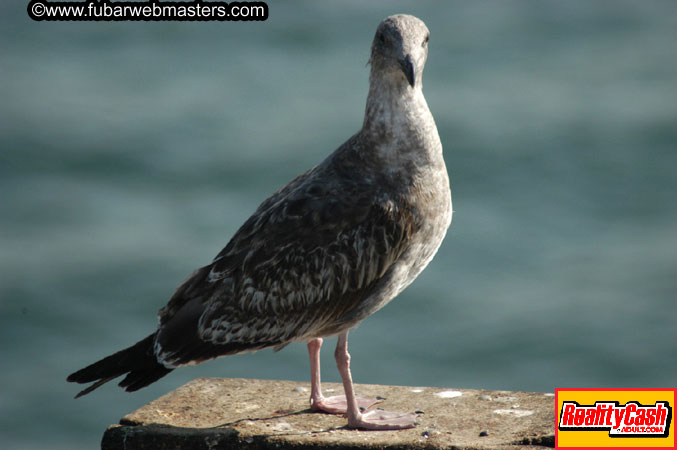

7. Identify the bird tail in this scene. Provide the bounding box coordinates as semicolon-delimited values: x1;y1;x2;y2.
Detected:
67;333;173;398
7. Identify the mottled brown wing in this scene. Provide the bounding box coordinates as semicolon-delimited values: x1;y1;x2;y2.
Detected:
154;163;419;366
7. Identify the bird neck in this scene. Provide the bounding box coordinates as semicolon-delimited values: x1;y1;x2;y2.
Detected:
361;72;442;167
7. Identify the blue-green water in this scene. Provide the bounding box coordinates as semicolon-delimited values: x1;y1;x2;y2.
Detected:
2;1;676;448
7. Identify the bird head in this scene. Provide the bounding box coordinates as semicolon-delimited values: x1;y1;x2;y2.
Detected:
369;14;430;89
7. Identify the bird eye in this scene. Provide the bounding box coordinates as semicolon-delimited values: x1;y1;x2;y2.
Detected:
423;34;429;46
378;33;386;44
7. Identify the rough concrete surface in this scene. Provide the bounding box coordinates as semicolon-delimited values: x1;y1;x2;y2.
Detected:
102;377;555;450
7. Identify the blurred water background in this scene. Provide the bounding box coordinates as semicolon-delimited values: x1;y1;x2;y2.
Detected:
2;1;676;448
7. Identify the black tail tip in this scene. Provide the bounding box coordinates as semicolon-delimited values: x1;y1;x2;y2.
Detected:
66;333;168;398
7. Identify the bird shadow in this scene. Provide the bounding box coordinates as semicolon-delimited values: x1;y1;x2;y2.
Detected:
210;407;352;436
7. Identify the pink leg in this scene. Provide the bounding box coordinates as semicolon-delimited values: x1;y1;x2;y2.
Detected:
334;332;417;430
307;338;380;414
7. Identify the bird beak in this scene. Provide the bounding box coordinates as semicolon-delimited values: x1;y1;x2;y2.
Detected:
399;54;416;87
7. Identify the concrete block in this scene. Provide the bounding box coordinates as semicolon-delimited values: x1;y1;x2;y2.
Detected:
102;377;555;449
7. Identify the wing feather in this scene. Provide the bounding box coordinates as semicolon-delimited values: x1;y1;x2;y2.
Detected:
154;144;420;366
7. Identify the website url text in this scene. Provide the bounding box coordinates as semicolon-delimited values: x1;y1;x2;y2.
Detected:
28;0;269;22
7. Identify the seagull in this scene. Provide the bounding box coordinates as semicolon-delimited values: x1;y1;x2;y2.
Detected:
68;14;452;430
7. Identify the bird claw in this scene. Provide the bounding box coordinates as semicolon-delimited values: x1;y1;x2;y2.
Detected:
312;395;381;414
348;409;418;430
